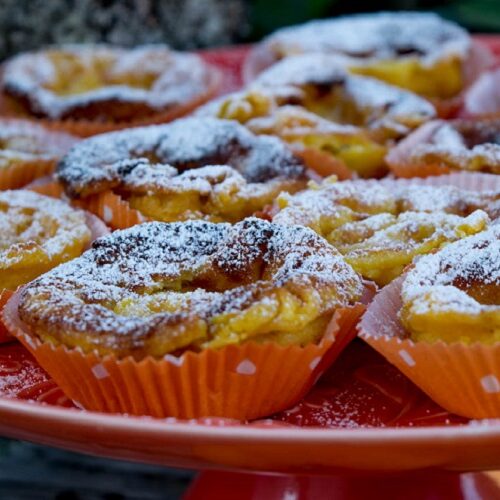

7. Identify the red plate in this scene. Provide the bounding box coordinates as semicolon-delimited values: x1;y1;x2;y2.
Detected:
0;38;499;499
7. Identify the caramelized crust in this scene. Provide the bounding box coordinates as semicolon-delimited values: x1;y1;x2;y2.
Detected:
0;190;91;290
388;119;500;176
57;118;309;222
273;178;496;285
401;226;500;344
18;218;364;359
2;45;217;121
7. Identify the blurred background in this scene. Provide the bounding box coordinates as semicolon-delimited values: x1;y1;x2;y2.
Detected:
0;0;498;498
0;0;498;60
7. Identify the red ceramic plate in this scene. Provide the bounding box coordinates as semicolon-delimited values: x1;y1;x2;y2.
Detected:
0;39;499;481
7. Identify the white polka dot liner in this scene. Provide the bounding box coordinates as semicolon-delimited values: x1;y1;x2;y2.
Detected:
359;275;500;419
3;285;365;421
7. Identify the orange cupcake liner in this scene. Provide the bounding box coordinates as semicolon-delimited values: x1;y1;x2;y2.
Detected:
0;68;222;138
80;191;148;230
3;292;365;420
358;276;500;419
0;119;77;190
25;177;66;199
379;171;500;192
295;147;353;180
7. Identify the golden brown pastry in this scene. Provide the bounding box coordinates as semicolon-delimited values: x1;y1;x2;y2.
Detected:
57;117;310;223
18;218;364;358
400;226;499;344
273;177;496;285
0;189;91;290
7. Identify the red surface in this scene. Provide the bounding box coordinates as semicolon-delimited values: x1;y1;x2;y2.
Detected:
186;470;500;500
0;339;467;429
0;38;498;499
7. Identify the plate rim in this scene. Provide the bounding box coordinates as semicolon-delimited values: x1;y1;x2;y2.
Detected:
1;396;499;444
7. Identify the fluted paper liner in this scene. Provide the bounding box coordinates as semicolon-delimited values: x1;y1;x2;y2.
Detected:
26;177;65;199
0;69;222;138
0;120;77;190
295;147;353;180
379;171;500;193
0;207;108;345
358;276;500;419
80;191;149;230
3;294;365;420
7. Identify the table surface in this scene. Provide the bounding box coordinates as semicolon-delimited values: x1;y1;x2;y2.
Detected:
0;438;193;499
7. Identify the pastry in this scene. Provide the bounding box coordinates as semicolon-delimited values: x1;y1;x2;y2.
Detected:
273;177;496;285
57;117;310;225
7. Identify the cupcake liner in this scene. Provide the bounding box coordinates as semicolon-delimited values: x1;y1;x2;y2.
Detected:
379;171;500;192
80;191;148;230
358;276;500;419
0;68;222;138
0;120;77;190
295;147;353;180
26;177;66;199
0;207;108;345
3;292;365;420
462;67;500;119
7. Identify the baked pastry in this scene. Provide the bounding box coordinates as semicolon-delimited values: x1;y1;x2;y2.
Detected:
198;90;386;178
199;58;435;177
387;119;500;177
1;45;220;132
245;12;490;100
57;117;309;223
0;119;77;189
400;226;499;344
0;189;91;290
273;177;496;285
359;226;500;418
17;218;364;358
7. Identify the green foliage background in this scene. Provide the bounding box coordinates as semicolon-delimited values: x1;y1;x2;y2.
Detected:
249;0;500;39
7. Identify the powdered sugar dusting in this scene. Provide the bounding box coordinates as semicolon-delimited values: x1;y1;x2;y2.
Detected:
274;178;495;284
264;12;470;65
253;54;435;135
401;225;500;318
57;117;307;198
410;119;500;174
18;218;363;358
3;45;213;120
0;190;90;280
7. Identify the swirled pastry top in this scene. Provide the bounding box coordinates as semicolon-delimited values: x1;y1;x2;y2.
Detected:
0;190;91;290
401;225;499;344
388;119;500;175
2;45;217;120
57;117;308;197
260;12;469;63
18;218;364;359
273;178;496;285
